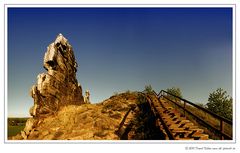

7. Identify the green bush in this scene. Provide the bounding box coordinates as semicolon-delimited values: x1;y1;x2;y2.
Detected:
144;85;153;94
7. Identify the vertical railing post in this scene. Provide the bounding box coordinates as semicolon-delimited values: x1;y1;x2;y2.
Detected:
220;120;224;140
183;101;186;117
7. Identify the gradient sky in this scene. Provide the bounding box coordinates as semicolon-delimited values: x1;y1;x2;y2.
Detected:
8;8;232;117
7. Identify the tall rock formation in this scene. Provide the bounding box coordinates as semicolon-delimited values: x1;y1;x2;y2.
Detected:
30;33;85;117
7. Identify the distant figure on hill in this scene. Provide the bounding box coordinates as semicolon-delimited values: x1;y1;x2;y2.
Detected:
84;90;90;104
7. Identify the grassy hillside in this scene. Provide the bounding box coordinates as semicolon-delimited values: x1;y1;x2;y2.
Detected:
8;125;25;137
8;117;29;138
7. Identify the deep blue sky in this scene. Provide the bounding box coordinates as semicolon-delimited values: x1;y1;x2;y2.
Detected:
8;8;232;117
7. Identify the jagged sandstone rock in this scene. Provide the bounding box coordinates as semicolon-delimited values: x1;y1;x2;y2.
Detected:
30;33;85;117
18;34;86;140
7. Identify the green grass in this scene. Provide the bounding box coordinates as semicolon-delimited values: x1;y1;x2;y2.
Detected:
8;125;25;137
8;117;29;138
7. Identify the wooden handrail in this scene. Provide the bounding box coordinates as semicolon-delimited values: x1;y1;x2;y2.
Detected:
154;90;232;140
162;95;232;140
116;105;136;136
158;90;232;125
140;92;174;140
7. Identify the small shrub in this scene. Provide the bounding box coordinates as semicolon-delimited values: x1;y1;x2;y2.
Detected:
144;85;153;94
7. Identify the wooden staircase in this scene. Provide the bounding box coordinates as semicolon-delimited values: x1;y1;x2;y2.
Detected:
116;90;232;140
148;94;209;140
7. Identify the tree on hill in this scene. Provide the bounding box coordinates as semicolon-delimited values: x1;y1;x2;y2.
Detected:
206;88;232;120
166;87;182;98
165;87;183;102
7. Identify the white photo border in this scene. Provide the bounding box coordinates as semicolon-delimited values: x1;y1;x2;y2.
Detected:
4;4;236;144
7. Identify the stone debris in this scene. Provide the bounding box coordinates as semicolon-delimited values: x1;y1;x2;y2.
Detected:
20;118;37;140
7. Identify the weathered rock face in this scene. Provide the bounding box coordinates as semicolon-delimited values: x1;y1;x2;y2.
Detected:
12;92;139;140
30;34;84;117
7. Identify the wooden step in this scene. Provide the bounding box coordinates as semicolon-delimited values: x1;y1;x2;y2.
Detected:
146;94;210;140
191;134;209;140
175;137;195;140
